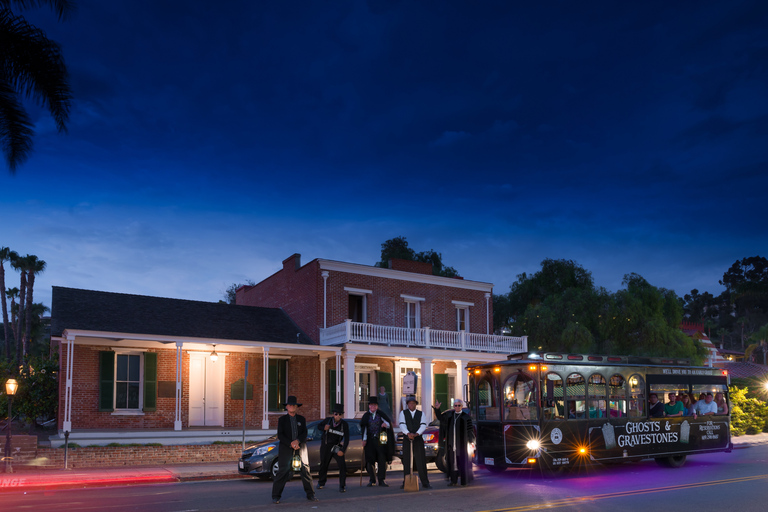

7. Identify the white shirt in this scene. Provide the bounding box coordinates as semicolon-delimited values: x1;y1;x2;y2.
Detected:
398;408;427;436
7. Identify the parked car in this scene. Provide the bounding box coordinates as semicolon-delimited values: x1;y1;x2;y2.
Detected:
239;418;365;480
395;418;447;472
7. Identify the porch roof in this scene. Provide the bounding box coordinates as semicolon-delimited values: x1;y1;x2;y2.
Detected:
51;286;315;345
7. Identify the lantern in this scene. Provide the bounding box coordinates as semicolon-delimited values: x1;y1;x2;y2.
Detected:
379;430;388;444
291;453;302;471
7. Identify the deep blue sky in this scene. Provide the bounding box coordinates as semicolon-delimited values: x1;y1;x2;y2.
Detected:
3;1;767;312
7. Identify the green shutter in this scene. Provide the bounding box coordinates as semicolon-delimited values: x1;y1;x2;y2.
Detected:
268;359;287;412
376;371;392;410
434;374;449;408
99;351;115;412
143;352;157;412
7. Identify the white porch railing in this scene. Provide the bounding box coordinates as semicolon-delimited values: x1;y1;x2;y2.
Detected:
319;320;527;354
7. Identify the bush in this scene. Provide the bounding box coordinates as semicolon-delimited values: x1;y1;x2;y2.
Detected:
0;355;59;428
729;385;768;436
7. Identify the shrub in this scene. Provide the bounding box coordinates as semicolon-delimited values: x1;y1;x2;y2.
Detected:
729;385;768;436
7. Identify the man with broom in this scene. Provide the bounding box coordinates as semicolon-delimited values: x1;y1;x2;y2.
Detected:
398;395;431;490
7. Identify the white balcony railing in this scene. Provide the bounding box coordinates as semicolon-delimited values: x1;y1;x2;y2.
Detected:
319;320;527;355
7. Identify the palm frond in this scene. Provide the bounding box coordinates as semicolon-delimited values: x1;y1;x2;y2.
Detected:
0;1;75;21
0;78;34;171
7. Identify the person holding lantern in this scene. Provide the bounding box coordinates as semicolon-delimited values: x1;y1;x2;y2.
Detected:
360;395;395;487
271;396;318;504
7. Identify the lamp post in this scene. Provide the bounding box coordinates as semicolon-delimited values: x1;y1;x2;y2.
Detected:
4;378;18;474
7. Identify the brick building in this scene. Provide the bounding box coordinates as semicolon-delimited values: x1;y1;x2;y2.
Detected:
51;254;526;445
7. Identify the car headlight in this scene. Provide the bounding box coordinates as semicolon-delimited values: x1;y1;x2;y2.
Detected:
423;433;437;444
256;444;277;456
526;439;540;450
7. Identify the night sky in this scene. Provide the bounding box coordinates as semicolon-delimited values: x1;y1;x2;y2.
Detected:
2;1;767;312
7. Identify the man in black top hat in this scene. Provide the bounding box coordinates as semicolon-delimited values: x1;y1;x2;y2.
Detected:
317;404;350;492
271;396;318;504
360;395;395;487
398;395;431;489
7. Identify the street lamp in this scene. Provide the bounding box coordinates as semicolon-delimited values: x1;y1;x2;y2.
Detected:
5;378;18;474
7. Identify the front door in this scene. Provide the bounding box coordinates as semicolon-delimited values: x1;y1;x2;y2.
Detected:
189;352;225;426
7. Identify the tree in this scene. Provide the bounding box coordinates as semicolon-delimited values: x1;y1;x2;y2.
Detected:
0;246;17;363
222;280;255;304
375;236;459;278
719;256;768;336
1;0;73;172
22;254;45;358
10;252;25;367
745;324;768;365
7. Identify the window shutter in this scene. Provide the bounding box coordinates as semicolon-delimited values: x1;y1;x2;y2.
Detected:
143;352;157;412
329;369;344;411
99;351;115;412
434;374;449;408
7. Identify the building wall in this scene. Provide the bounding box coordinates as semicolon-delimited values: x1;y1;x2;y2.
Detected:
238;253;493;342
236;254;322;343
58;344;323;431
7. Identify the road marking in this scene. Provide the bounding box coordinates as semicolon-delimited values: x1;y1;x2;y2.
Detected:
478;474;768;512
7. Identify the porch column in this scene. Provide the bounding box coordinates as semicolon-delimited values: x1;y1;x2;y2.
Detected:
320;356;328;416
419;357;434;422
343;350;356;418
262;347;270;429
62;334;75;432
174;341;183;430
454;359;470;404
335;353;342;405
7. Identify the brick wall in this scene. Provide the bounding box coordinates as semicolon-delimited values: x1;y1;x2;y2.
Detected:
27;444;241;468
58;344;324;431
238;253;494;342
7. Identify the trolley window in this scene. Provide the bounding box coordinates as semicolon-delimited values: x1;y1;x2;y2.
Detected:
542;372;564;420
566;373;586;419
503;371;538;421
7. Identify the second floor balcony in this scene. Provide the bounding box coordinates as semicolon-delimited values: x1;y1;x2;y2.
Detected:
319;319;527;355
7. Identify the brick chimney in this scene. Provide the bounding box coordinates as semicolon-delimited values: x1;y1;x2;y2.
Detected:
389;258;433;275
283;253;301;272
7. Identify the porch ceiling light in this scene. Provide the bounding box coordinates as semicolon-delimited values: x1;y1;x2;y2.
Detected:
5;378;18;396
210;345;219;363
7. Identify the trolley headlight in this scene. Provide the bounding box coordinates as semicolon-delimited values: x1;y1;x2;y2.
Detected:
526;439;540;450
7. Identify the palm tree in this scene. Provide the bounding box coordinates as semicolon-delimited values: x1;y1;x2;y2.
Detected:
0;0;73;172
6;286;19;359
10;253;26;367
23;254;45;358
0;246;18;362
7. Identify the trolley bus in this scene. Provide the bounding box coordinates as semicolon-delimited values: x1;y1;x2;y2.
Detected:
466;353;732;472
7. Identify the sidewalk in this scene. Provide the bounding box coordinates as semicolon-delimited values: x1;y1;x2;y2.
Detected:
1;434;766;493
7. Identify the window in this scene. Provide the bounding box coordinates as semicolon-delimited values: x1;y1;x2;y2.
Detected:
566;373;586;419
628;374;645;417
98;351;157;413
116;354;141;409
348;294;366;323
456;307;469;331
405;301;420;329
478;378;500;420
268;359;287;412
587;373;606;418
503;372;537;420
608;374;627;418
542;372;564;420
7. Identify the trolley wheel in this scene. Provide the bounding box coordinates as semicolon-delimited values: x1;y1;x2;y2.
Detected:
435;448;448;473
485;464;507;473
655;454;687;468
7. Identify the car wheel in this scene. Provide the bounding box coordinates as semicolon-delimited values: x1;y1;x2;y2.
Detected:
270;459;280;479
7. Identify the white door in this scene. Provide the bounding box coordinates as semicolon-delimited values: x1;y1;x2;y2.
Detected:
188;353;226;426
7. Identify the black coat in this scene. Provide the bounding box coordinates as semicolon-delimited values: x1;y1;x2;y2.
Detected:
276;413;309;463
360;410;395;463
318;416;350;452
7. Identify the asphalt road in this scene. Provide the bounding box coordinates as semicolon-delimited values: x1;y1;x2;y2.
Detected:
6;445;768;512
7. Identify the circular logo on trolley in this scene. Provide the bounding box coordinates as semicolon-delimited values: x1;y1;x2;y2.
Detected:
550;428;563;445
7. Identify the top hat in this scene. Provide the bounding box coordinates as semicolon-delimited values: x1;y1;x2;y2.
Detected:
405;395;418;404
368;396;378;405
284;395;302;408
332;403;344;415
